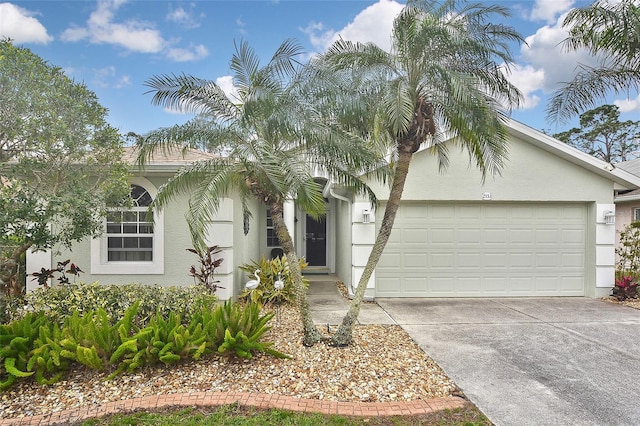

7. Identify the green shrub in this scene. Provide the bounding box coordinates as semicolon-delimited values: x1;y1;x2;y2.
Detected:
21;282;218;327
238;256;308;305
0;294;286;390
617;222;640;276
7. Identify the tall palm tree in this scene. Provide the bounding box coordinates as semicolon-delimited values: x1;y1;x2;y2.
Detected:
320;0;524;346
137;40;383;346
547;0;640;122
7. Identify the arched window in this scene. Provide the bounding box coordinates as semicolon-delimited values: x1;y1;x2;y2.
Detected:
106;185;154;262
91;178;164;275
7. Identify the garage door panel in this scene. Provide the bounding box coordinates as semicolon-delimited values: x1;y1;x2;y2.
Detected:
510;253;535;268
560;276;584;293
536;229;561;244
537;253;560;268
432;228;454;244
562;253;584;268
563;229;584;244
458;228;482;244
484;252;509;268
377;251;402;268
403;228;427;244
484;228;509;244
376;202;586;297
431;252;454;268
404;253;428;268
510;229;535;244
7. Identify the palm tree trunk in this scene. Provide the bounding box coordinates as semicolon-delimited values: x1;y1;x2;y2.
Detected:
269;202;324;346
331;149;413;346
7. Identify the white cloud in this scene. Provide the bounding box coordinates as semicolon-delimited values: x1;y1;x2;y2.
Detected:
92;65;132;89
167;44;208;62
166;4;202;29
0;3;52;44
216;75;240;103
529;0;574;24
61;0;164;53
60;0;207;62
302;0;403;53
503;64;545;110
615;95;640;113
519;13;601;93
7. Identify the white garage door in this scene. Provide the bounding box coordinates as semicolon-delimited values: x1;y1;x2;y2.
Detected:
376;202;587;297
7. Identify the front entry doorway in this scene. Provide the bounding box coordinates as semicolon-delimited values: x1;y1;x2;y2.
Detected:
305;215;327;267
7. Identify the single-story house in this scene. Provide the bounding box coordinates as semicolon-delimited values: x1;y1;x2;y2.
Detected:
27;119;640;299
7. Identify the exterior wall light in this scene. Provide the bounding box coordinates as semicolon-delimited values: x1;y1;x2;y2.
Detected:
362;208;371;224
604;211;615;225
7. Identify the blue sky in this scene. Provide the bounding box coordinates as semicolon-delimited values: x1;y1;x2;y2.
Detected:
1;0;638;137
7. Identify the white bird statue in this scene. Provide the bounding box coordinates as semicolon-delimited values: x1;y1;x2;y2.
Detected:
274;273;284;291
245;269;261;291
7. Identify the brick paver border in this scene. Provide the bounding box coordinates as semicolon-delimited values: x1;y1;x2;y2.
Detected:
1;392;467;425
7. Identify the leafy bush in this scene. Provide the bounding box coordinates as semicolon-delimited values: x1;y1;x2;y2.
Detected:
238;256;308;305
20;282;218;327
612;275;639;301
0;299;287;390
617;222;640;274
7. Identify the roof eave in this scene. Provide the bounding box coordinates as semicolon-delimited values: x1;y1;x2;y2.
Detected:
505;119;640;190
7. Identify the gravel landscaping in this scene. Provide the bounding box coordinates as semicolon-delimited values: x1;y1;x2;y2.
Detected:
0;304;460;420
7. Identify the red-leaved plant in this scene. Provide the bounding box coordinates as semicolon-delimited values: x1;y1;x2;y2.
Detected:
612;275;639;301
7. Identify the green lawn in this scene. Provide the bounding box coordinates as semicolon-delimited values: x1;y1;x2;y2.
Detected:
79;404;492;426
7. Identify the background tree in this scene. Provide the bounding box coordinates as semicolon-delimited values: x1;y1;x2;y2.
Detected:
320;0;523;346
0;40;129;315
137;40;383;346
547;0;640;122
553;104;640;163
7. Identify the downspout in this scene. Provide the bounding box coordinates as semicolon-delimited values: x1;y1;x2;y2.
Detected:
323;181;353;293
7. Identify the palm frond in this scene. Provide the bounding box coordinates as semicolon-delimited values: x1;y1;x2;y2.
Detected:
144;73;238;121
547;65;640;123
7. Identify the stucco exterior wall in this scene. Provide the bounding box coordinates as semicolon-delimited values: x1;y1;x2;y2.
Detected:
363;136;615;204
334;199;353;288
231;197;261;298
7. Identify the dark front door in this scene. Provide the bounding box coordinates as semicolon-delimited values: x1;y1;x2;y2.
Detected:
305;215;326;266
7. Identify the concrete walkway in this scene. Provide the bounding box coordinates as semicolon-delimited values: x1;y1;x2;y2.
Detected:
306;275;394;326
377;297;640;426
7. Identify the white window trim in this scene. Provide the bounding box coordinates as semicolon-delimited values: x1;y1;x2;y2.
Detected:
634;208;640;222
91;177;164;275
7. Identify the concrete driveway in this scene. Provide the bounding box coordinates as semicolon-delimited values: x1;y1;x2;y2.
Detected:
376;298;640;426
